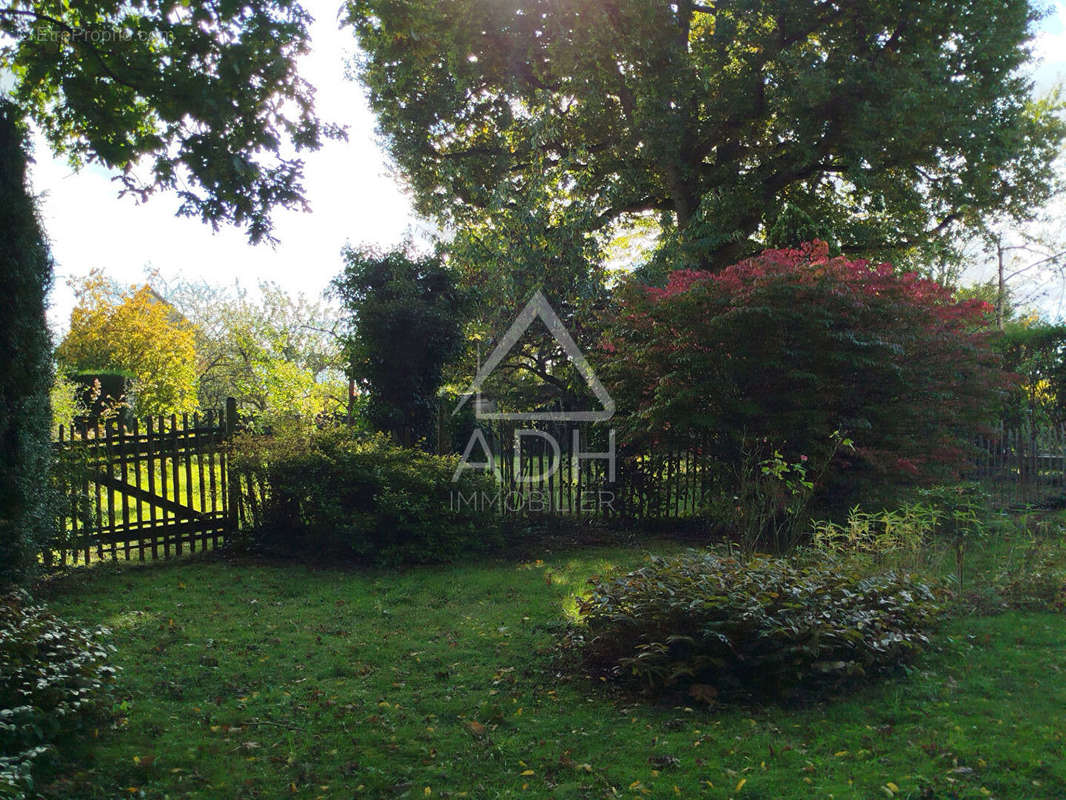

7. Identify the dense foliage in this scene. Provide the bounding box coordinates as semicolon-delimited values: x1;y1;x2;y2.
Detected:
0;102;55;588
994;320;1066;426
48;374;85;432
0;0;341;243
445;186;612;417
346;0;1064;271
605;242;1002;509
159;276;348;420
573;550;941;699
56;273;198;416
333;248;467;446
232;426;499;566
0;591;116;797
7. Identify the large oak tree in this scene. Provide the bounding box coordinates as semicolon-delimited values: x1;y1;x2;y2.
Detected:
346;0;1065;271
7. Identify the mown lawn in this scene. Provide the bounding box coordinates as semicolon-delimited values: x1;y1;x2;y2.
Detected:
37;544;1066;800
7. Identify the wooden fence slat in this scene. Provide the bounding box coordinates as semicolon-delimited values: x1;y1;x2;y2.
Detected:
208;409;220;549
58;425;69;566
93;420;103;561
132;418;144;561
158;415;170;559
170;414;180;556
183;413;194;553
195;412;206;551
105;419;117;561
146;417;158;560
226;398;239;534
119;421;131;561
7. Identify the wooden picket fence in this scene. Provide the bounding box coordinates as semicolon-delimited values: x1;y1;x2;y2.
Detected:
481;422;1066;516
970;423;1066;509
50;408;1066;567
465;424;715;519
50;400;239;565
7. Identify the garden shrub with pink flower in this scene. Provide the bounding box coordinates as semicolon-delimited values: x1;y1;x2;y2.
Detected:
603;242;1004;516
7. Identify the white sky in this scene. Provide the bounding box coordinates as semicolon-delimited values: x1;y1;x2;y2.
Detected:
27;1;1066;334
32;1;422;336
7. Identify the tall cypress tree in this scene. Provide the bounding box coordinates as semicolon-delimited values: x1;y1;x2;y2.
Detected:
0;101;55;586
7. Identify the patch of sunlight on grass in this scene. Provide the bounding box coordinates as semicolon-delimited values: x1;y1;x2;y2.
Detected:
560;592;583;623
103;609;160;630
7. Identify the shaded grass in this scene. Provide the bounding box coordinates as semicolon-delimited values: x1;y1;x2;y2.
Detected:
35;541;1066;800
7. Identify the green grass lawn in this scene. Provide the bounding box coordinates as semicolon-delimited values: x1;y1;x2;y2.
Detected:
37;544;1066;800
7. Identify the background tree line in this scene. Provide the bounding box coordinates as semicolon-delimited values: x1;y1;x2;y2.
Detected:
51;270;351;427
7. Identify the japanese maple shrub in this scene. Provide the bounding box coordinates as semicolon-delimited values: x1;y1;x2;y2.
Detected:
604;242;1002;511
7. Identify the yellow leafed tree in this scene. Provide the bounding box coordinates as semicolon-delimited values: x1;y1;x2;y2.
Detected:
56;272;199;416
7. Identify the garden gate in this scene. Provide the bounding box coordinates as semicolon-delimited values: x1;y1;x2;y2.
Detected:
51;399;239;565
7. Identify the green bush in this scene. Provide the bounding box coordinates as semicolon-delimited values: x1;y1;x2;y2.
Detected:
233;425;501;566
1;591;116;797
919;483;991;594
572;550;941;700
966;529;1066;614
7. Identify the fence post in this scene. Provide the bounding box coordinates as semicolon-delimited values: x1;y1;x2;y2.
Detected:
225;397;239;533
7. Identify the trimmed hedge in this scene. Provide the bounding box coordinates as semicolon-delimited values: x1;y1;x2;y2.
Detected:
233;426;501;566
0;101;56;587
572;550;941;700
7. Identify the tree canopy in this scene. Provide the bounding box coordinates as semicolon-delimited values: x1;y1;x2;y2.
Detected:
160;277;347;420
1;0;342;242
346;0;1066;270
333;247;467;446
56;273;199;416
995;318;1066;426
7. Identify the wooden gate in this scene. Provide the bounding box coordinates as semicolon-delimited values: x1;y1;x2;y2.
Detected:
51;400;238;565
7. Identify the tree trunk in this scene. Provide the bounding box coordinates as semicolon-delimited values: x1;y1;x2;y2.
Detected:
996;238;1006;330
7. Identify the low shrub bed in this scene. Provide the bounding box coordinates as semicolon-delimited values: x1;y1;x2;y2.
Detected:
232;426;501;566
1;591;116;798
571;550;942;700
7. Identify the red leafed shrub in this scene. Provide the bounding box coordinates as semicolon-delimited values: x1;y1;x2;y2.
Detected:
604;242;1004;510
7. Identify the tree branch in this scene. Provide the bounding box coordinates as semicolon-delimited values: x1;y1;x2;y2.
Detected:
0;8;149;95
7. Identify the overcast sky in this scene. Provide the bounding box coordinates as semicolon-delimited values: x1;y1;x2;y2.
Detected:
27;1;1066;335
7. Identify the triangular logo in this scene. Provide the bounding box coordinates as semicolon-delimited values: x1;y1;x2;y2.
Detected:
454;290;615;422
